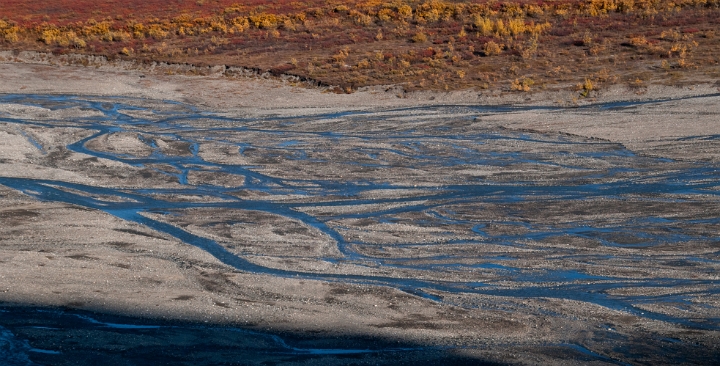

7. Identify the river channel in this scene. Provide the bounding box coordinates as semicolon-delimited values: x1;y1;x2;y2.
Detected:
1;94;719;364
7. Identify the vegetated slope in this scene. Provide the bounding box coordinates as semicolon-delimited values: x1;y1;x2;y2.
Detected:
1;0;719;93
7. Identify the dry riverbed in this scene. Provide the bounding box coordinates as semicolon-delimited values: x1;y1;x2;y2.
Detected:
0;60;719;365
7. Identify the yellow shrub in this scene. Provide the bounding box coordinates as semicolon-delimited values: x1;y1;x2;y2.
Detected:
495;19;509;37
172;14;193;24
554;7;570;17
70;36;86;48
232;17;249;32
293;12;307;23
210;35;228;45
660;29;682;41
350;10;373;26
282;19;296;31
484;41;502;56
501;3;524;17
629;35;648;47
669;43;688;58
577;78;594;97
378;8;394;22
0;21;20;43
676;58;689;68
527;21;552;36
3;28;19;43
415;1;447;23
210;18;228;33
147;24;168;39
114;31;131;42
83;21;112;37
412;32;428;43
511;77;534;92
585;0;618;16
40;28;61;44
129;23;145;38
249;13;280;29
397;5;413;19
58;31;80;46
507;18;526;37
473;15;494;36
332;48;349;63
525;4;544;17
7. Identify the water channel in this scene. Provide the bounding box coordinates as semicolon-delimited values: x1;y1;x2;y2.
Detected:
1;94;718;364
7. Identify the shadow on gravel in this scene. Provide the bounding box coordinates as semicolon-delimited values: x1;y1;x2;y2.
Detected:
0;303;498;366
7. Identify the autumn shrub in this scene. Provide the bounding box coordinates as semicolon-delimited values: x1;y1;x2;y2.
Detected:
147;24;168;39
507;18;526;37
378;8;395;22
577;78;595;97
473;15;494;36
39;28;61;44
332;48;349;64
350;10;373;26
414;2;442;23
511;77;534;91
0;20;20;43
398;5;413;20
484;40;502;56
231;16;249;31
249;13;282;29
412;32;428;43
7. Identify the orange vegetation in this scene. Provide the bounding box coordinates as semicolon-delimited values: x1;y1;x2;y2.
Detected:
1;0;719;93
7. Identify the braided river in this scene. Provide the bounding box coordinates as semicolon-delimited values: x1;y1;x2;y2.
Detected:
1;93;719;364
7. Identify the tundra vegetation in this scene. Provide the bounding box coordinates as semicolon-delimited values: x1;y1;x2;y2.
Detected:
1;0;719;93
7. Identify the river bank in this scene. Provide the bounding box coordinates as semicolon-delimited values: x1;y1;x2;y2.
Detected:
2;53;720;158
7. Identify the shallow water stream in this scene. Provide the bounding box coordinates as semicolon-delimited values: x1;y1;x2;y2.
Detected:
1;94;719;363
